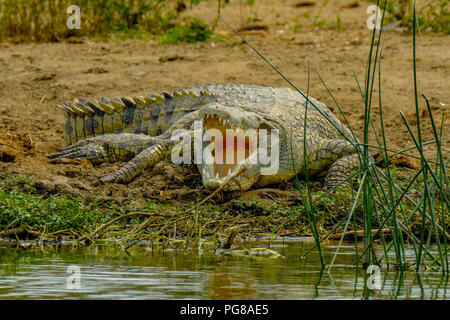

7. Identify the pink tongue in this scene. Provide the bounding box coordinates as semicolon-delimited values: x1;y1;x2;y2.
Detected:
215;135;256;153
213;138;252;178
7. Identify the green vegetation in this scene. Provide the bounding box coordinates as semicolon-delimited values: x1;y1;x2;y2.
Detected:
1;0;447;42
0;175;316;243
290;0;449;34
0;176;115;237
1;165;446;249
156;18;213;43
366;0;450;34
0;0;216;42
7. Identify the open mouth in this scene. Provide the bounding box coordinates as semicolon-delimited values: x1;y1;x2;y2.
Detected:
202;114;258;182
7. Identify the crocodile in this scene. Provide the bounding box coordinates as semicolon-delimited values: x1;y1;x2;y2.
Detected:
50;84;361;191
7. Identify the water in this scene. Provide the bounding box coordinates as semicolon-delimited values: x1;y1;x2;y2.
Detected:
0;239;448;299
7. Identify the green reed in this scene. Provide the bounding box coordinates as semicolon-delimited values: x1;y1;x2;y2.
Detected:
221;0;448;273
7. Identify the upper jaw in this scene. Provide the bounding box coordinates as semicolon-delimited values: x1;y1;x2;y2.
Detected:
198;104;266;131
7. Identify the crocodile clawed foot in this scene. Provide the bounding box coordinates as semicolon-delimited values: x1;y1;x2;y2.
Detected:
100;173;125;184
324;182;351;193
100;166;133;184
49;138;106;163
49;158;82;165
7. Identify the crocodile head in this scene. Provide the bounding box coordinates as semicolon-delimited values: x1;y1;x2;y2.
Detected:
197;103;282;191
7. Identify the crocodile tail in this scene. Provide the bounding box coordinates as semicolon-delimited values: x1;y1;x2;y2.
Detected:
56;89;214;145
56;96;137;145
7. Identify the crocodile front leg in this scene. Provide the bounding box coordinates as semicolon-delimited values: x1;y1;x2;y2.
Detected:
304;138;361;190
100;140;173;183
49;133;157;164
324;153;361;190
99;110;200;183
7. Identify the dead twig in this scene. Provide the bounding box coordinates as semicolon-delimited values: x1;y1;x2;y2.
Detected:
83;166;247;241
85;211;176;240
328;228;391;240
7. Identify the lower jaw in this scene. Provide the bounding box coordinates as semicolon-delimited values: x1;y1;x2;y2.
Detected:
200;160;248;188
203;178;227;190
201;166;239;190
201;164;260;191
203;178;243;191
203;178;258;191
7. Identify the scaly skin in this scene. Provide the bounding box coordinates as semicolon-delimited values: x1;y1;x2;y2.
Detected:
50;84;362;191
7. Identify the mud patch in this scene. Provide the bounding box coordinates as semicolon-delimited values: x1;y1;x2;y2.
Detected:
238;188;301;206
0;131;38;162
389;154;421;170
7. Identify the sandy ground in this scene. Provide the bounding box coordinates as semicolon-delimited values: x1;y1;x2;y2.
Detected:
0;0;448;205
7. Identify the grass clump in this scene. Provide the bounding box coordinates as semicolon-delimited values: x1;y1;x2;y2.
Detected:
0;188;110;237
156;18;213;43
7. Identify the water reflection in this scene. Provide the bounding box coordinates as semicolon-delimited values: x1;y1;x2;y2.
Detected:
0;240;447;299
